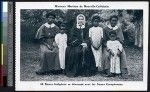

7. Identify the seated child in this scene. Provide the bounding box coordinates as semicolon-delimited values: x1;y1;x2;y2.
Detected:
106;31;123;77
55;22;67;73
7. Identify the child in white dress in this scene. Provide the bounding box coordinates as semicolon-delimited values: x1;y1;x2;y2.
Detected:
55;23;67;72
106;31;123;77
89;16;103;71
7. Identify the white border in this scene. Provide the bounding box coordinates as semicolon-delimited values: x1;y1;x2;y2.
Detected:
2;2;8;12
15;2;149;91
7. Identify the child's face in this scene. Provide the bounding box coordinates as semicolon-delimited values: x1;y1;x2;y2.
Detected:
110;18;118;27
93;19;99;27
48;15;55;24
60;26;65;34
109;34;117;41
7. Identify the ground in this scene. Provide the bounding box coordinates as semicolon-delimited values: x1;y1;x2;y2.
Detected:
20;43;143;81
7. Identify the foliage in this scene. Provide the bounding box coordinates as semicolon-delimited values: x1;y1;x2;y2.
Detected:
21;9;142;46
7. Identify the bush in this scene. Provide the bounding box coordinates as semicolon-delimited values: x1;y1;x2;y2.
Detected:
21;9;143;47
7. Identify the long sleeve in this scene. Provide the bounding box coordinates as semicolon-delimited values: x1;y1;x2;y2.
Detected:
99;28;103;47
89;28;92;38
103;27;108;47
65;34;67;45
106;41;110;50
70;28;82;47
117;28;124;44
35;24;49;44
72;29;82;46
118;41;123;52
49;26;60;38
55;34;59;46
35;24;45;40
101;28;103;38
82;27;91;47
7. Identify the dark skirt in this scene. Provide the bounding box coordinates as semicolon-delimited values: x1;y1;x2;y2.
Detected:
65;46;96;77
38;44;61;72
65;46;82;77
82;46;97;76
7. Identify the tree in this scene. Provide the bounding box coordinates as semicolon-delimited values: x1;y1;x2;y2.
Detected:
21;9;143;47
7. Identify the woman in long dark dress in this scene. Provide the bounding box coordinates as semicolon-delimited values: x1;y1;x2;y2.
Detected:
35;12;61;75
65;28;83;77
102;15;128;77
65;19;96;77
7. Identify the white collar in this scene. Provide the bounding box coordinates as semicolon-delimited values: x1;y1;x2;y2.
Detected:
44;23;55;28
59;33;65;35
92;26;100;28
107;24;119;30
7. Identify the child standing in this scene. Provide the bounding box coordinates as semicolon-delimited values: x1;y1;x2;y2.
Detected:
55;23;67;73
106;31;123;77
89;15;103;71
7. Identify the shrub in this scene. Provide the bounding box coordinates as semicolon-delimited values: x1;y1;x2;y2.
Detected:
21;9;143;47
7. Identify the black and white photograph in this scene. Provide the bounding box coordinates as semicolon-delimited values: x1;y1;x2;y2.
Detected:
20;9;143;81
15;2;148;91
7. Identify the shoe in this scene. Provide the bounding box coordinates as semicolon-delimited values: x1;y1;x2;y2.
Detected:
120;76;128;79
115;73;121;77
81;74;89;77
36;71;47;75
46;71;54;75
105;73;115;77
62;70;66;74
52;70;59;75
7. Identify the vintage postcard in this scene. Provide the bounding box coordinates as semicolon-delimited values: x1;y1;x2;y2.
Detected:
15;1;149;91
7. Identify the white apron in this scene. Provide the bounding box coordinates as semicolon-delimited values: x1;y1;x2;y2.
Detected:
55;33;67;69
89;26;103;67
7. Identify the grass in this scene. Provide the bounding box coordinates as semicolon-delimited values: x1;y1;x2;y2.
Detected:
20;43;143;81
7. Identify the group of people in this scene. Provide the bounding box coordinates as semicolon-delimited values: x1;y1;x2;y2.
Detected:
35;12;128;78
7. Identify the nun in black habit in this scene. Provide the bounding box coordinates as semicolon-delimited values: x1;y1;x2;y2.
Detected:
65;17;97;77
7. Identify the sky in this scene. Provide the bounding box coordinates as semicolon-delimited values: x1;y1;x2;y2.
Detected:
3;2;8;12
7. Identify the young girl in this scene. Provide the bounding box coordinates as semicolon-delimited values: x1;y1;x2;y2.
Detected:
89;15;103;71
106;31;123;77
55;23;67;73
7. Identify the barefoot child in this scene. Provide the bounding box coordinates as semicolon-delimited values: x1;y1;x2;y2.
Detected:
89;15;103;71
106;31;123;77
55;23;67;73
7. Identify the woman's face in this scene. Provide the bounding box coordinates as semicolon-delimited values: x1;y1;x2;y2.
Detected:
48;16;55;24
110;18;118;27
78;16;84;20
